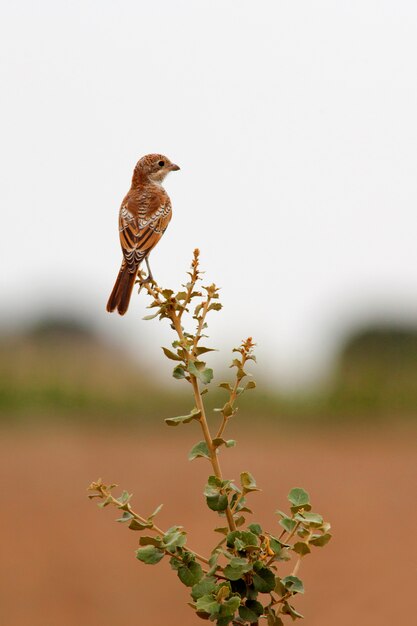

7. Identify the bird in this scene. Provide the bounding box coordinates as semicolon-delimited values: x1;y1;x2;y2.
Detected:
106;153;180;315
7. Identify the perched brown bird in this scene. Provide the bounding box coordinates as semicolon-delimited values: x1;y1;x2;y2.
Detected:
106;154;180;315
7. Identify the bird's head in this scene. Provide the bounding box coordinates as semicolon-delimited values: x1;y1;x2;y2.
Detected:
133;154;180;185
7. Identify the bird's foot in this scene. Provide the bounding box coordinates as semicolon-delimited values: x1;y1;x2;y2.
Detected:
138;274;156;292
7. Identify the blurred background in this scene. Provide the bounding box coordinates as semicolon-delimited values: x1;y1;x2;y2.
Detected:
1;2;416;625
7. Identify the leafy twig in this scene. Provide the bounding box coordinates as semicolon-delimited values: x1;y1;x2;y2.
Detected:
88;251;331;625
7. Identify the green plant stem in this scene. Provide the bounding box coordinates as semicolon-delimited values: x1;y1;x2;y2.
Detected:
106;492;211;566
230;492;244;515
215;374;239;439
215;348;251;440
165;549;209;574
290;529;312;577
190;375;237;532
143;272;233;530
170;310;237;533
192;295;211;356
291;555;301;577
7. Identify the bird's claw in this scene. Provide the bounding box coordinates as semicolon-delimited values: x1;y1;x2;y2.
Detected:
138;274;155;292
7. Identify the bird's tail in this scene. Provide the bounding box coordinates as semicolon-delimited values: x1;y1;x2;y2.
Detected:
106;263;137;315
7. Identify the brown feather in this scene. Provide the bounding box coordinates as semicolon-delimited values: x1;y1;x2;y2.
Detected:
107;153;179;315
106;263;137;315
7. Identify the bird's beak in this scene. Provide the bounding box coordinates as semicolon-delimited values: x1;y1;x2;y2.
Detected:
170;163;180;171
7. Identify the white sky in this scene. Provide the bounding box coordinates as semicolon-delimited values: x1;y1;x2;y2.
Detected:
1;1;417;389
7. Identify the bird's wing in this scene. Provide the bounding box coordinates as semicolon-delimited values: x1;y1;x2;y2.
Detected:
119;196;171;273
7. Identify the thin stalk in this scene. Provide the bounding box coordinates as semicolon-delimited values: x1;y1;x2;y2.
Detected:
190;375;236;532
170;311;236;532
215;346;251;440
230;492;244;515
291;555;302;576
215;375;239;440
98;490;211;566
192;296;211;356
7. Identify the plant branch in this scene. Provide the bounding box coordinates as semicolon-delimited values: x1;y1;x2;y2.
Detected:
190;375;237;532
215;373;239;440
88;481;210;566
166;303;237;533
192;294;211;356
89;252;331;625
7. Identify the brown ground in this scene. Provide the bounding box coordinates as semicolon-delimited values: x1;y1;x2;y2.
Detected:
1;425;416;626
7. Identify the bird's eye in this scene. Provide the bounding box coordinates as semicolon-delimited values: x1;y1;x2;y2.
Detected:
158;160;165;167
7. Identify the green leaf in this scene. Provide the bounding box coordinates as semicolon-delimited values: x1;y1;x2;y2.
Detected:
138;536;162;547
161;346;182;361
196;594;220;617
198;367;214;385
288;488;310;509
205;477;229;510
248;523;263;536
161;289;174;299
266;607;284;625
207;551;221;576
281;602;304;620
222;402;234;417
116;490;132;505
281;575;304;594
309;532;332;547
212;438;236;450
226;530;258;550
293;541;311;556
148;503;163;520
191;576;217;601
252;567;276;593
239;600;264;623
245;380;257;390
193;303;204;318
135;545;165;564
172;365;186;379
116;511;134;523
294;511;323;527
204;475;223;495
97;496;112;508
240;471;260;493
165;409;201;426
189;441;211;461
216;584;231;602
221;595;241;615
223;557;252;581
268;536;283;552
178;560;204;587
219;382;232;392
169;556;182;571
129;518;152;531
163;526;187;551
188;360;214;385
195;346;217;356
278;514;296;533
206;494;229;512
142;312;159;320
235;515;246;527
